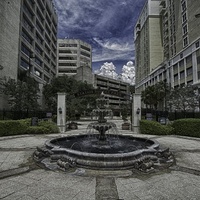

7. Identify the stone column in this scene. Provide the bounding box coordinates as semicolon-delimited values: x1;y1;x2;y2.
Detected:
132;93;141;133
57;93;66;133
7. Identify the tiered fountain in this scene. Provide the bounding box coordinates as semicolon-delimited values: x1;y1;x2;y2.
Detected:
34;93;174;171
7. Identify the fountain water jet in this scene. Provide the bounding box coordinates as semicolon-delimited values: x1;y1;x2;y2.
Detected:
34;92;174;172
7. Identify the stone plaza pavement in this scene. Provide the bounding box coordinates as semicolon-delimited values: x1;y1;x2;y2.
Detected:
0;119;200;200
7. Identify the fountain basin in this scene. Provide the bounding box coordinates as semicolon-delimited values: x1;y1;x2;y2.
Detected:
34;134;163;170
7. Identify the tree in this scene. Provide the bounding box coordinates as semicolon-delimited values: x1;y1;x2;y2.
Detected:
168;85;199;111
0;77;40;111
141;81;169;110
43;76;97;119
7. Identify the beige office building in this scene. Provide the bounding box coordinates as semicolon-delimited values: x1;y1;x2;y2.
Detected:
57;39;92;78
135;0;200;93
0;0;58;109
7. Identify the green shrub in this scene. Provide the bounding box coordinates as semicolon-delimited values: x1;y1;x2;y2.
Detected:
38;120;60;133
171;118;200;137
25;126;49;134
140;120;173;135
0;120;29;136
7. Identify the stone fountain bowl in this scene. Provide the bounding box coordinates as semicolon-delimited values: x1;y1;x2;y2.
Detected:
36;134;163;170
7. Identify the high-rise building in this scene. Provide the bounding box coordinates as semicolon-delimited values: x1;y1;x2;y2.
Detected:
0;0;57;109
134;0;200;93
57;39;92;77
134;0;163;93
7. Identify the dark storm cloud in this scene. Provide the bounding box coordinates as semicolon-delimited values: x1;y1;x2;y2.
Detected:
54;0;146;63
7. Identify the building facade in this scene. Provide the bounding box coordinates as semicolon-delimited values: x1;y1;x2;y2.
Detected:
57;39;92;78
93;74;130;116
0;0;58;109
134;0;200;94
134;0;163;93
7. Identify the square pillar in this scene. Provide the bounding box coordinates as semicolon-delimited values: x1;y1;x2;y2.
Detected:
132;93;141;133
57;93;66;133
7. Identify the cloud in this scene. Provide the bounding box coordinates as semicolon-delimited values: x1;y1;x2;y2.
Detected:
95;62;118;79
53;0;146;64
94;61;135;85
93;38;133;51
120;61;135;85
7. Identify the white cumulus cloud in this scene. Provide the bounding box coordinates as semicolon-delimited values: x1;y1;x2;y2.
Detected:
97;62;118;79
94;61;135;85
120;61;135;85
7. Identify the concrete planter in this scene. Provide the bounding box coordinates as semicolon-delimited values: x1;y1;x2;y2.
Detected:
122;122;130;130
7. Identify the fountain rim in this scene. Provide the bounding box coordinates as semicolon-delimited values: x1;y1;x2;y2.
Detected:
45;134;160;158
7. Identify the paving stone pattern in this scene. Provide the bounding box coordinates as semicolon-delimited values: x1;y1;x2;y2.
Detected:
0;119;200;199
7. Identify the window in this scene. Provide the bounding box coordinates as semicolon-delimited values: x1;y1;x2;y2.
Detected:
22;31;32;44
44;55;50;63
44;75;50;83
36;9;44;23
21;43;31;56
35;45;43;55
36;33;43;45
181;1;187;12
36;21;43;35
180;71;185;79
186;55;192;64
59;43;77;47
173;64;178;71
174;74;178;81
81;45;90;52
81;51;90;57
196;41;200;48
23;3;34;20
59;63;76;66
182;24;188;35
23;18;32;31
187;67;192;76
182;12;187;23
198;71;200;79
59;69;77;73
44;65;50;73
35;57;42;67
197;56;200;64
183;36;188;47
179;60;184;68
20;58;29;69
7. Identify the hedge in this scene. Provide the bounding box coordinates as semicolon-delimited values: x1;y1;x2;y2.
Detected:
38;120;60;133
171;118;200;138
25;126;49;134
0;119;60;136
0;120;29;136
140;120;173;135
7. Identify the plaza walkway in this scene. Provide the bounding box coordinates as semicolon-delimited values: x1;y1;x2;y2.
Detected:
0;119;200;200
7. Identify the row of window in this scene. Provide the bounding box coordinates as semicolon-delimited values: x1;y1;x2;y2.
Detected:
59;49;77;54
59;43;78;47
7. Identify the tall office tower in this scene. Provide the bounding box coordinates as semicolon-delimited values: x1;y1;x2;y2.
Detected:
134;0;200;93
134;0;163;93
0;0;57;109
57;39;92;80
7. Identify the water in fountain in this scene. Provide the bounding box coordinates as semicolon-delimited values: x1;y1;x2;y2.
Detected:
34;92;174;171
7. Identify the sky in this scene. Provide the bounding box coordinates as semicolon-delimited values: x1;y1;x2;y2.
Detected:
53;0;146;84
